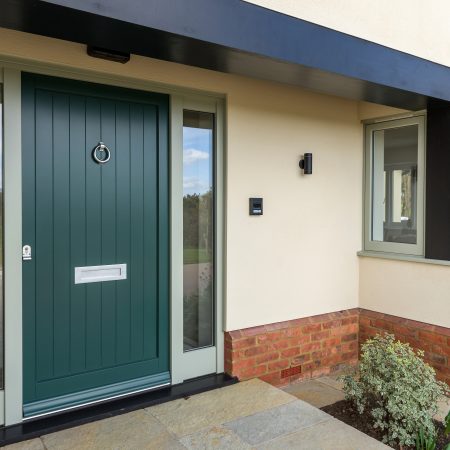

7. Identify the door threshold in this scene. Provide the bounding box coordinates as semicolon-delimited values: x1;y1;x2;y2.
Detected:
0;373;237;447
22;381;171;422
23;372;171;419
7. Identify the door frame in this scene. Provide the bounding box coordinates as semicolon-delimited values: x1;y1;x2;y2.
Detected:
170;95;225;384
0;60;226;425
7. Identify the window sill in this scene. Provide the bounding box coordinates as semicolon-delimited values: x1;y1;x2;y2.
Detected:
357;250;450;267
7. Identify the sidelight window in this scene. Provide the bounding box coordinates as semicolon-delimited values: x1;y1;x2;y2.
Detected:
182;110;215;351
0;86;3;388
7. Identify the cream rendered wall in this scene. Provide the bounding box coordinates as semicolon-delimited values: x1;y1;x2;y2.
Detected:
359;257;450;329
4;27;446;333
357;104;450;330
245;0;450;67
357;102;407;121
226;86;362;330
0;28;363;331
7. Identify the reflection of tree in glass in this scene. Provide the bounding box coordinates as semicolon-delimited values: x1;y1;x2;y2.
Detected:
183;188;213;263
0;191;3;264
183;188;214;349
183;270;213;349
401;169;415;225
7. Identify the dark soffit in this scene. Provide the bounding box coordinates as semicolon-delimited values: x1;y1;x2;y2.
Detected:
1;0;450;109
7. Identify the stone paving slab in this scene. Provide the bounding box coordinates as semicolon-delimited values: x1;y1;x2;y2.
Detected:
41;410;184;450
147;378;295;437
258;416;389;450
180;425;253;450
224;400;330;445
4;378;391;450
4;439;45;450
315;375;345;391
436;397;450;422
283;379;346;408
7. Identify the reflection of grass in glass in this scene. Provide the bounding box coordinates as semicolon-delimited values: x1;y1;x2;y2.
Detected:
183;292;199;345
183;274;213;349
184;248;211;265
0;193;2;265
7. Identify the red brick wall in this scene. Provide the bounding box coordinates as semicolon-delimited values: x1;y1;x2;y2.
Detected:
225;308;450;387
224;309;359;387
359;309;450;386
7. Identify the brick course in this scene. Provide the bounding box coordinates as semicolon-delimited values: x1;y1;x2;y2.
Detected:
225;308;450;387
359;309;450;386
224;309;359;387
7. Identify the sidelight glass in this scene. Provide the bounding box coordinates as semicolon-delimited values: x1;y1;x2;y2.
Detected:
183;110;215;352
0;86;3;388
371;125;419;244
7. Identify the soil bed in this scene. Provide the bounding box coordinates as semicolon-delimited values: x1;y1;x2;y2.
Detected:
321;400;448;450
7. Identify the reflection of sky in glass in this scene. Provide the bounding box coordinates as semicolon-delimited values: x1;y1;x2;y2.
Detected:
183;126;212;196
0;105;2;190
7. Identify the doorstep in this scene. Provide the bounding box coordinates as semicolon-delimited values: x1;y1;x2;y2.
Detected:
0;373;237;447
5;379;388;449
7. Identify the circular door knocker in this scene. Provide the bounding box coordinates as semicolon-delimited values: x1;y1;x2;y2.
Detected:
92;142;111;164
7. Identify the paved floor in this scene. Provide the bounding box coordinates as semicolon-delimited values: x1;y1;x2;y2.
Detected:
283;375;450;422
5;379;388;450
282;376;346;409
436;396;450;422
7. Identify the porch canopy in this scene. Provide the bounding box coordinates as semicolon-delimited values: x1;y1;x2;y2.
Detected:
2;0;450;110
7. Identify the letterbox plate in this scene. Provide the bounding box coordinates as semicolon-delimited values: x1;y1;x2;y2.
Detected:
74;264;127;284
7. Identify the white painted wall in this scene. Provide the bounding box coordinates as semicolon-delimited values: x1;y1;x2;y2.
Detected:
245;0;450;67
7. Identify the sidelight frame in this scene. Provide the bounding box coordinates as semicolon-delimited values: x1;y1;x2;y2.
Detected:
170;95;225;383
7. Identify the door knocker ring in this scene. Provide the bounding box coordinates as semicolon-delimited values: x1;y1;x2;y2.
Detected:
92;142;111;164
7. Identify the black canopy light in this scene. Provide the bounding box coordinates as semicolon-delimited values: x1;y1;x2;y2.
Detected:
87;46;130;64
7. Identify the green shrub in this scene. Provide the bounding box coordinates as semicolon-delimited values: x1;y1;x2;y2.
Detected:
415;428;436;450
341;333;449;448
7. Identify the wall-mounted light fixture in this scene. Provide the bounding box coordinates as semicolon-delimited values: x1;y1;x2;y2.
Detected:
299;153;313;174
87;46;130;64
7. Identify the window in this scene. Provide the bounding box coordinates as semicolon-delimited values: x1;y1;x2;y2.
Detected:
182;110;215;351
0;85;3;388
364;115;425;255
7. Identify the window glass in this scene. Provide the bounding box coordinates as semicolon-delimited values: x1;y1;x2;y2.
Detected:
0;86;3;388
183;110;214;352
371;125;419;245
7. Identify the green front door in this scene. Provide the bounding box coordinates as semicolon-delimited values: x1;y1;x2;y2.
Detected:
22;74;170;417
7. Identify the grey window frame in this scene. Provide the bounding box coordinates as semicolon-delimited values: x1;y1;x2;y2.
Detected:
364;114;426;256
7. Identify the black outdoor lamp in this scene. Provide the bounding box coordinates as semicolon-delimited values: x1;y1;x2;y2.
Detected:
299;153;313;174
